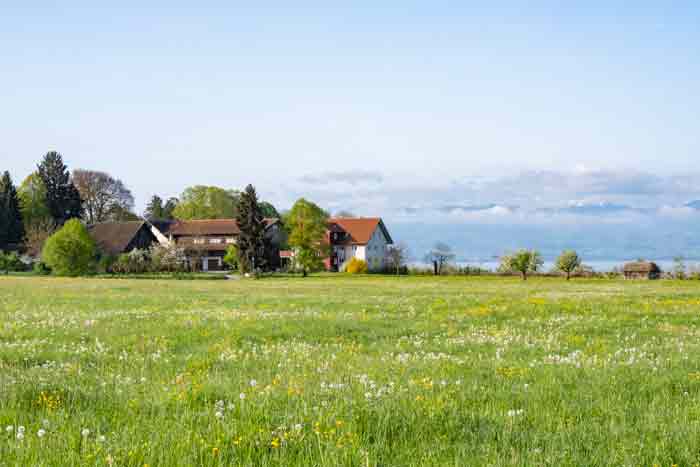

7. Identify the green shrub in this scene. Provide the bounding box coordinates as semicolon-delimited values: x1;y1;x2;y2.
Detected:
97;255;117;274
223;245;239;271
0;252;25;274
41;219;97;276
345;258;368;274
33;261;52;275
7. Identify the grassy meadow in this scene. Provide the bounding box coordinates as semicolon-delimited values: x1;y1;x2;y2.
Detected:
2;275;700;466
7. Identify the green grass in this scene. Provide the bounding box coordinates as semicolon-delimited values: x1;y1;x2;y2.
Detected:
1;275;700;466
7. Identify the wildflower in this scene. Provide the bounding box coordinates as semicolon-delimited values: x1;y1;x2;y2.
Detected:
42;419;50;428
271;437;280;448
98;435;106;442
37;429;46;438
249;379;258;387
294;423;303;431
16;432;24;441
212;447;219;456
227;402;235;411
239;392;246;400
17;426;25;434
6;425;13;433
215;411;224;419
507;409;524;417
82;428;90;437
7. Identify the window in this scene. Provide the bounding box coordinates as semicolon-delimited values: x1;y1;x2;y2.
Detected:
209;238;222;244
193;238;205;245
226;238;236;244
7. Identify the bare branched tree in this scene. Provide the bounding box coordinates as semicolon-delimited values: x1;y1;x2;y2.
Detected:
72;169;135;224
386;242;409;275
424;242;455;275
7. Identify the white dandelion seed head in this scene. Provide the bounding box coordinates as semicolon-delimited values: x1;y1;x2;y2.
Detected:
16;432;24;440
81;428;90;437
239;392;246;400
37;429;46;438
17;426;25;434
249;379;257;387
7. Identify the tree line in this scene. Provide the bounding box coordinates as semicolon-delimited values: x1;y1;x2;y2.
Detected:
1;150;334;277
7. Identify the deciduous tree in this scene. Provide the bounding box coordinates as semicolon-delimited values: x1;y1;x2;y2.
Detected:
555;250;582;280
42;219;97;276
500;249;543;280
386;242;409;275
172;186;238;220
285;198;329;277
72;169;135;224
424;242;455;275
18;173;51;228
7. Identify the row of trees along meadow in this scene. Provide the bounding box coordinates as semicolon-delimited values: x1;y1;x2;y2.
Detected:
0;151;291;276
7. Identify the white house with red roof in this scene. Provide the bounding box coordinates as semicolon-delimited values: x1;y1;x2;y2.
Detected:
326;217;393;271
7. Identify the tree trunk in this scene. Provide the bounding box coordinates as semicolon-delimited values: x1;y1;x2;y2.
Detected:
566;271;571;280
302;269;307;278
522;271;527;281
433;261;438;276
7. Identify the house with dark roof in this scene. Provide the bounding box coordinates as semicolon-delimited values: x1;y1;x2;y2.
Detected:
88;221;159;257
155;218;284;271
623;261;661;280
326;217;393;271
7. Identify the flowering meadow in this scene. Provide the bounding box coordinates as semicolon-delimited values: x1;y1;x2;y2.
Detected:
2;275;700;466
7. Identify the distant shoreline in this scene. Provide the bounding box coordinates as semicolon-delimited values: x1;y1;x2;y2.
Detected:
410;259;700;273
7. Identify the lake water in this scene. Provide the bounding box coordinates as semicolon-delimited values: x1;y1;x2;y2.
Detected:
412;259;700;273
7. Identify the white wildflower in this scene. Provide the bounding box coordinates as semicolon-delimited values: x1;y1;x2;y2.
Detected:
16;432;24;440
98;435;106;442
249;379;258;387
6;425;13;433
215;411;224;419
37;429;46;438
239;392;246;400
81;428;90;437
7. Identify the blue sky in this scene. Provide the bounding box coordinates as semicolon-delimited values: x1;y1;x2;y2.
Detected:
2;2;700;259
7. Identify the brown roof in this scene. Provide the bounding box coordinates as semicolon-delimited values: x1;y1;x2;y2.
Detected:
165;218;278;236
88;221;147;256
623;261;661;273
328;217;393;245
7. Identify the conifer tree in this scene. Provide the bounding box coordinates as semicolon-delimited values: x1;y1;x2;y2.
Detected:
36;151;82;225
0;171;25;250
236;184;265;273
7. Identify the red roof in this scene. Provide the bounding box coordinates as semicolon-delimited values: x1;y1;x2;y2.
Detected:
327;217;392;245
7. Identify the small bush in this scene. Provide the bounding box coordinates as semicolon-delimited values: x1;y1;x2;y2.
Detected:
41;219;97;276
150;243;186;273
345;258;368;274
33;261;52;275
98;255;117;274
0;251;24;273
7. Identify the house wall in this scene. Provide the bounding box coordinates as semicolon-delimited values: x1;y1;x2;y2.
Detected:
363;227;390;271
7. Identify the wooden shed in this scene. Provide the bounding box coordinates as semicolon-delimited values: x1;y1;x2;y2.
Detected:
623;261;661;280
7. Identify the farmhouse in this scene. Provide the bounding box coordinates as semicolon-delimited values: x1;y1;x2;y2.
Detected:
88;218;284;271
623;261;661;280
154;218;284;271
326;217;393;271
88;221;159;256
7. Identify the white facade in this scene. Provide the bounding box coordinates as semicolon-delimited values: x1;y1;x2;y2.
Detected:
363;226;391;271
334;224;391;271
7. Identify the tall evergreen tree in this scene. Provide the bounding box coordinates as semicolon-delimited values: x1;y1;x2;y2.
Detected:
0;171;26;250
36;151;82;225
145;195;178;221
236;184;266;273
